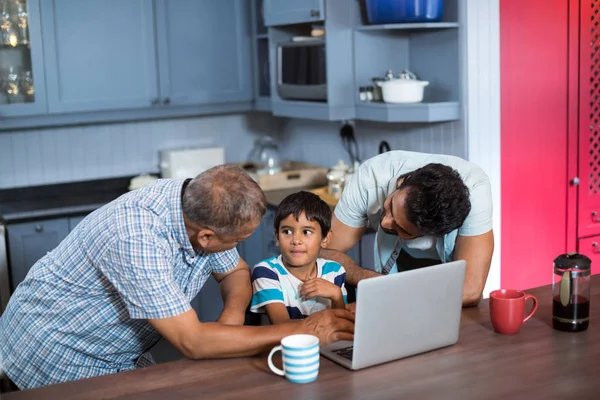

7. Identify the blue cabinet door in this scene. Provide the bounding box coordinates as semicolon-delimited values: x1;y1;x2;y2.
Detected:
7;218;69;291
261;207;279;260
0;0;48;117
238;224;265;270
68;215;87;231
40;0;158;113
263;0;325;26
155;0;252;106
360;232;376;271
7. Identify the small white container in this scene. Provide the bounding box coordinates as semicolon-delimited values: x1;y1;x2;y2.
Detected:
376;79;430;103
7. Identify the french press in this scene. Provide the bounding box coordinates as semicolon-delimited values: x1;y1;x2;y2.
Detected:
552;253;591;332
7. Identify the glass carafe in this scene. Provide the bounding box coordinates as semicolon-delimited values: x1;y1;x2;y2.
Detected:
552;253;591;332
247;136;282;176
1;0;18;47
15;0;28;45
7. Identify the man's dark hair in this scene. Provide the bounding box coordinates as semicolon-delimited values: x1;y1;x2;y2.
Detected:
398;163;471;236
274;191;332;237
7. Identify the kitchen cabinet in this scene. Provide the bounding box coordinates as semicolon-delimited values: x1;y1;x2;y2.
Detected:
360;232;376;271
155;0;252;106
40;0;158;113
577;236;600;276
3;0;252;124
268;0;355;121
264;0;461;123
251;0;271;111
237;206;278;269
68;215;87;231
7;214;87;291
7;217;69;291
263;0;324;27
352;2;460;123
0;0;47;117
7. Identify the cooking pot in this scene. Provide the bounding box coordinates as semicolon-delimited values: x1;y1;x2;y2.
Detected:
376;79;429;103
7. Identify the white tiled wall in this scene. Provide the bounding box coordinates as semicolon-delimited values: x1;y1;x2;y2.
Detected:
0;113;284;189
278;119;466;167
0;113;466;190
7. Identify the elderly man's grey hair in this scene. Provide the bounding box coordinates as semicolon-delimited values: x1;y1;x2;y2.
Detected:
182;165;267;237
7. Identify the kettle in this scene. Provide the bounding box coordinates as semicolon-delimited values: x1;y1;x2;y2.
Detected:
327;160;350;199
247;136;282;176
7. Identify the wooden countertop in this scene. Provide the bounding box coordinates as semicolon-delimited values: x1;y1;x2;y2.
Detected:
7;276;600;399
264;186;338;209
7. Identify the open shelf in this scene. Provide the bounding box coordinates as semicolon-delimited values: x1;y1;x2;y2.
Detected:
355;102;459;123
0;43;30;50
272;100;355;121
254;97;271;112
356;22;459;31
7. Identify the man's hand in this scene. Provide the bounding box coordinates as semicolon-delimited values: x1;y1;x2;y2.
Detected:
345;302;356;313
300;308;355;346
299;278;343;305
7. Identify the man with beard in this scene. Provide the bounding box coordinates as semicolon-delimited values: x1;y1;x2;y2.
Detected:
320;150;494;307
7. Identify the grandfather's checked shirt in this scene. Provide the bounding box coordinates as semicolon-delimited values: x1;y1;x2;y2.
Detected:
0;179;239;389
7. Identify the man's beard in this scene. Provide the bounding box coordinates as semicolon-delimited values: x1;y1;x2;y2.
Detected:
380;210;398;236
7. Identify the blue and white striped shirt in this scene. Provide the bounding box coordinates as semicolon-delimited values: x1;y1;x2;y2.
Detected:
250;255;347;319
0;179;239;389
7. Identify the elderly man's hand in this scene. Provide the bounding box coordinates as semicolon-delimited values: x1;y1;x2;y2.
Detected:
300;309;355;346
345;302;357;313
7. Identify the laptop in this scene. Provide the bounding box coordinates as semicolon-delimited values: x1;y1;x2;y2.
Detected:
320;260;466;370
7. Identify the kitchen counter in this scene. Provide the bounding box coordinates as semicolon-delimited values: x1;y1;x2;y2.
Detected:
0;179;331;222
7;277;600;399
264;186;337;209
0;176;135;223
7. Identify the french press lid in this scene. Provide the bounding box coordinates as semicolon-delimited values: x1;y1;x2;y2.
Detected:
553;253;591;277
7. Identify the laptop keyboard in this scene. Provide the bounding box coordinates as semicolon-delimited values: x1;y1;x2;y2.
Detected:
333;345;353;360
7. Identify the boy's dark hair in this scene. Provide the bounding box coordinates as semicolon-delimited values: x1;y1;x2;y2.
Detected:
397;163;471;236
274;191;332;237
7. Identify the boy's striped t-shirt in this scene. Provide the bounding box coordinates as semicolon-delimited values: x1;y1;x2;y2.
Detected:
250;255;347;319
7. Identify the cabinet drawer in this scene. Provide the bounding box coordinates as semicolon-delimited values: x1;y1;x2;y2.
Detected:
577;236;600;275
263;0;325;26
7;218;69;290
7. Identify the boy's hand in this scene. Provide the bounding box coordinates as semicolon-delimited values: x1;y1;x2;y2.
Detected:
300;278;343;303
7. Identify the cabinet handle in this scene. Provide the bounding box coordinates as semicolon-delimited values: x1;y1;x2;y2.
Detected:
571;176;580;186
151;98;159;106
163;97;171;105
591;211;600;223
593;242;600;253
310;9;320;17
35;224;43;233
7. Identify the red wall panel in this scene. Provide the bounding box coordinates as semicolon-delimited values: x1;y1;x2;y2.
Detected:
500;0;571;289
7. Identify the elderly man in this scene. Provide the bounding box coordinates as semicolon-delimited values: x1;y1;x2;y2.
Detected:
322;150;494;307
0;165;354;389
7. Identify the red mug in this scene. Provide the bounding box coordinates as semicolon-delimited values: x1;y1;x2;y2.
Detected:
489;289;538;334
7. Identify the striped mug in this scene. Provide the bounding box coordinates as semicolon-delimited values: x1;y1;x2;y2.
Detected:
267;334;320;384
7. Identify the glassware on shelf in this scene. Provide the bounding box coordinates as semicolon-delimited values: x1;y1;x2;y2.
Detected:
0;0;18;47
5;66;24;103
20;69;33;101
15;0;28;45
0;74;7;104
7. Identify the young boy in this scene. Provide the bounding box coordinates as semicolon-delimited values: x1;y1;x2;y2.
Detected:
250;191;347;324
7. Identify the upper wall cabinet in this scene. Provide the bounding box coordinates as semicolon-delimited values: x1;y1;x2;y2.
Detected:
154;0;251;106
0;0;47;117
263;0;325;27
39;0;251;115
41;0;159;113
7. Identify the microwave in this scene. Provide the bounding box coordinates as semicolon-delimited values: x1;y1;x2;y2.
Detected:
277;39;327;101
